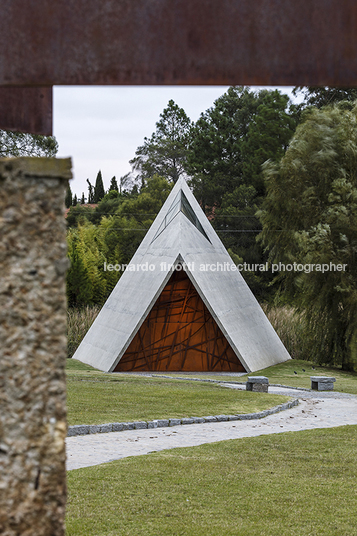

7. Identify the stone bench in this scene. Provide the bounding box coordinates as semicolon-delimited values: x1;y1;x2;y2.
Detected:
310;376;336;391
246;376;269;393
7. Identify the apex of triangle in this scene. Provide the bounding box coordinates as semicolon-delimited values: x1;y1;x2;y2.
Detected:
152;182;210;243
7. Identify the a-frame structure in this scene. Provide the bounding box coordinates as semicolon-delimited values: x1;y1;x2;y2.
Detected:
73;178;291;373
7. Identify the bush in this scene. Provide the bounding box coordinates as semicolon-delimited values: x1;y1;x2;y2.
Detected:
67;306;101;357
262;304;314;361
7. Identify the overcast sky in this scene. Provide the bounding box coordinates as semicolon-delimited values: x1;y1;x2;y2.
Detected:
53;86;295;198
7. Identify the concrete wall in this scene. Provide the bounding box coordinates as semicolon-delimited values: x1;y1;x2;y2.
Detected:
0;158;71;536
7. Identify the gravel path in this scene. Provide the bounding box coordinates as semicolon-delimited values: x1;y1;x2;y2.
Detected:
66;385;357;471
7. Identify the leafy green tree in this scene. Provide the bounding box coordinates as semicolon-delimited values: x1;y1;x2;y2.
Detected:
94;170;105;203
102;175;173;266
65;185;73;208
109;176;119;192
66;205;96;228
80;192;86;204
188;86;297;211
293;87;357;109
242;91;298;194
72;194;78;206
0;130;58;157
130;100;192;184
118;172;134;194
67;223;109;306
259;103;357;370
66;230;93;307
212;185;271;299
66;175;172;306
90;191;125;225
106;190;120;200
187;86;297;299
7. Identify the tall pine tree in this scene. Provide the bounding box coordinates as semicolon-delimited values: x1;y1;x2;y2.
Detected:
87;179;94;203
130;100;192;184
94;170;105;202
65;185;73;208
109;176;119;192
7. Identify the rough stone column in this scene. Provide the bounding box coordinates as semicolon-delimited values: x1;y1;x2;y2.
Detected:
0;157;71;536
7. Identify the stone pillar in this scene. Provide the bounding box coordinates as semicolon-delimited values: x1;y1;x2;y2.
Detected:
0;158;71;536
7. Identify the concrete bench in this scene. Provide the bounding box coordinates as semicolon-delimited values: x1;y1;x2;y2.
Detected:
310;376;336;391
246;376;269;393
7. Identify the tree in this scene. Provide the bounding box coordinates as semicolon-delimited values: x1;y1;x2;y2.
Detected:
187;86;297;299
66;231;93;307
80;192;86;204
103;175;173;266
293;87;357;109
66;225;108;307
66;205;96;228
188;86;297;211
66;175;172;306
0;130;58;157
109;176;119;192
258;102;357;370
130;100;192;184
119;172;136;193
72;194;78;206
65;185;73;208
87;179;94;203
94;170;105;203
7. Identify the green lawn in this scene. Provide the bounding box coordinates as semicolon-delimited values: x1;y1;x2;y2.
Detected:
246;359;357;394
66;359;288;426
66;425;357;536
160;359;357;395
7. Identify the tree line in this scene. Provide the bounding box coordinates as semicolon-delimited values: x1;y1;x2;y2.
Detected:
65;86;357;370
3;86;354;370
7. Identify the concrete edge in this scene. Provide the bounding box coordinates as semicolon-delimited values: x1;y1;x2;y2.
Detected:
67;398;299;437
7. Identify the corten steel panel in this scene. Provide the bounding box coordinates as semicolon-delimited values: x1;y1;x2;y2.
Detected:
115;270;245;372
1;0;357;87
0;87;52;135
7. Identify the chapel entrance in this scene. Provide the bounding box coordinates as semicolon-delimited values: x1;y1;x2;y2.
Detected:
114;268;245;372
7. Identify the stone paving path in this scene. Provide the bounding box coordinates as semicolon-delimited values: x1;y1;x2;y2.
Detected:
66;385;357;471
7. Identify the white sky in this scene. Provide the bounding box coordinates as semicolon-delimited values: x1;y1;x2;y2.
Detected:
53;86;296;198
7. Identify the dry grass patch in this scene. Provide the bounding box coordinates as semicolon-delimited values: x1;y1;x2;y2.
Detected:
67;306;100;357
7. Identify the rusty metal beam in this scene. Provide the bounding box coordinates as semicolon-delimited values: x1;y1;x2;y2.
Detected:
1;0;357;134
1;0;357;87
0;87;52;135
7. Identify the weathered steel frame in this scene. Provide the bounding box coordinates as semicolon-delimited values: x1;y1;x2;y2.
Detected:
1;0;357;134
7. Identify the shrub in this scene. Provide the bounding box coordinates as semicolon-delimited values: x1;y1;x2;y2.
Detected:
67;306;100;357
262;304;314;361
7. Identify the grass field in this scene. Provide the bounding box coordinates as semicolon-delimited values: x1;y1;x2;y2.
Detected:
66;359;288;426
66;425;357;536
160;359;357;395
65;359;357;535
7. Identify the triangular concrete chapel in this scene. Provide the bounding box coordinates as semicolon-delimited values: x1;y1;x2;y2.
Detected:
73;178;291;372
